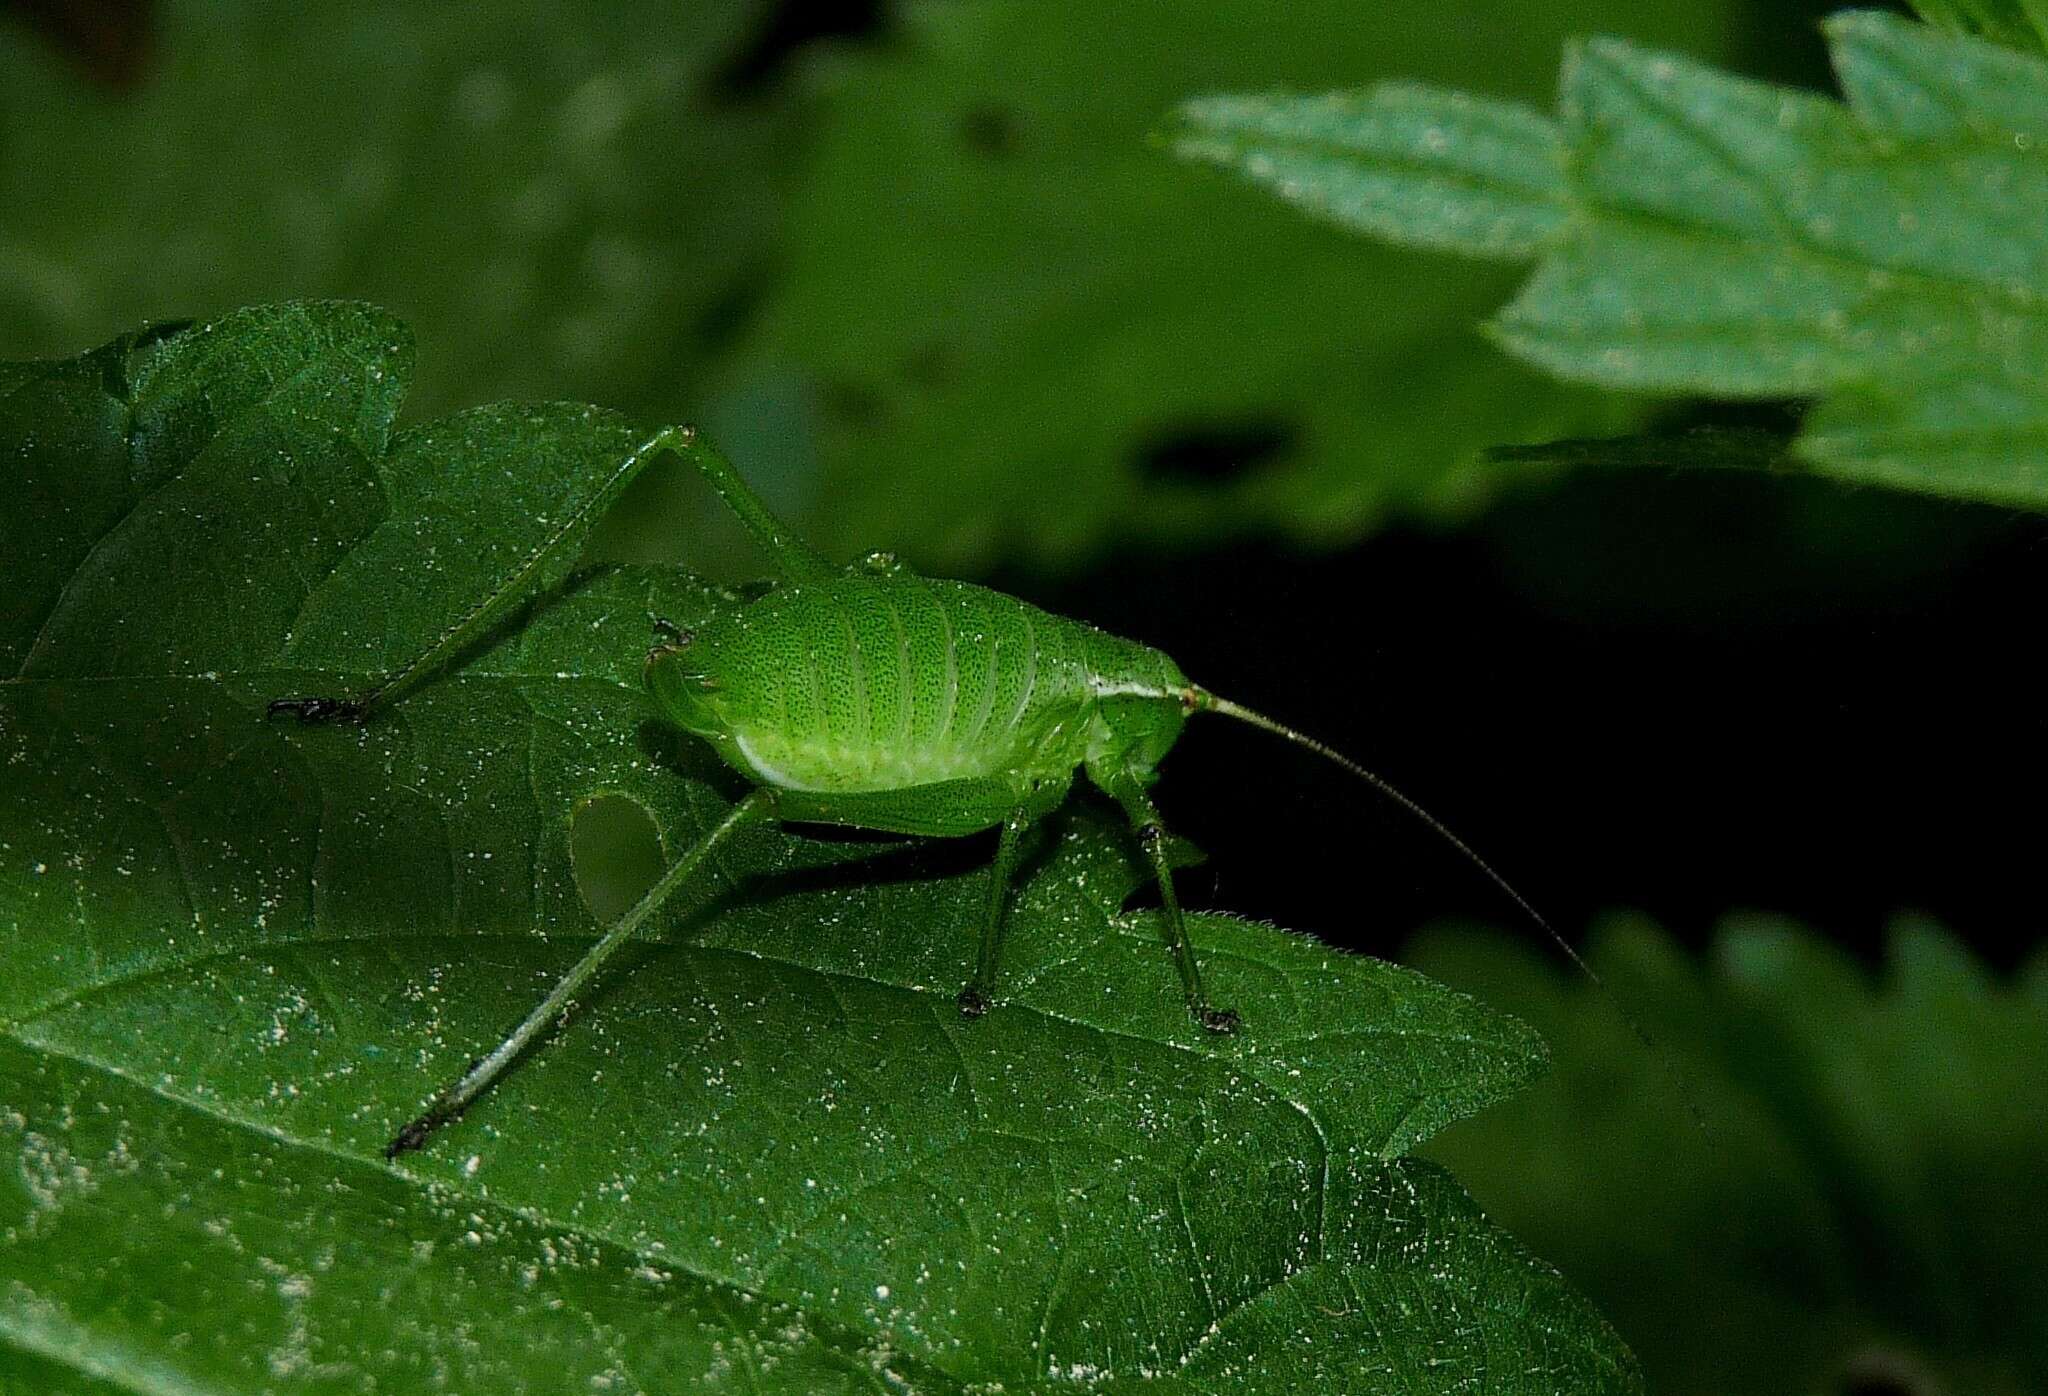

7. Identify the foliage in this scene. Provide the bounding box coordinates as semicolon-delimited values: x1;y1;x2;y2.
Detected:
1;0;1762;576
1410;917;2048;1396
0;0;795;421
1910;0;2048;53
686;0;1752;569
0;304;1639;1393
1486;425;1795;474
1168;12;2048;513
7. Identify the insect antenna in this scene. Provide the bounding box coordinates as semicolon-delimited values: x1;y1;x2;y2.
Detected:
1191;687;1704;1128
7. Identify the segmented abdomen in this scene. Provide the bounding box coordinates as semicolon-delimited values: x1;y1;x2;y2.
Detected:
701;576;1101;793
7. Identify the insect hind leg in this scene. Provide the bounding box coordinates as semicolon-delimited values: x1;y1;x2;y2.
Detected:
386;788;777;1156
659;426;835;581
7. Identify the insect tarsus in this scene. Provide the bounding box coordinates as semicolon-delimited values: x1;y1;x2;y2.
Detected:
266;695;369;724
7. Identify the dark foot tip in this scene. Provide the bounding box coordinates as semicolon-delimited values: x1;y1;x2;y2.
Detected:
1198;1006;1241;1035
384;1125;427;1159
267;696;367;725
384;1113;445;1159
956;986;990;1020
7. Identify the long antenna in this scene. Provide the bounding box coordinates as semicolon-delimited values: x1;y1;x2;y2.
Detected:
1192;686;1700;1123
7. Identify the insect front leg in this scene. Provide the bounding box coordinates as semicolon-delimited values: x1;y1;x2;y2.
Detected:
1111;782;1240;1035
958;808;1033;1019
385;787;778;1157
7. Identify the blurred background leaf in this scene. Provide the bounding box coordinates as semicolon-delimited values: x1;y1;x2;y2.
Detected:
1170;13;2048;514
719;0;1751;571
1409;916;2048;1396
1908;0;2048;51
1120;11;2048;1000
1487;424;1798;476
0;0;800;419
1;0;1757;575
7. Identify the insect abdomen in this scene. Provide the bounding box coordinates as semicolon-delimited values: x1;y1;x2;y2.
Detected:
697;576;1093;794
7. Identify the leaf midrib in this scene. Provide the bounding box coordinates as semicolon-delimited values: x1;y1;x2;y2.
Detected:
7;1020;1563;1395
10;963;1454;1392
1182;127;1570;205
6;927;1519;1141
0;1032;951;1396
0;1317;198;1396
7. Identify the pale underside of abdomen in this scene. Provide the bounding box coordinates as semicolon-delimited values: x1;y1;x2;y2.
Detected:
723;721;1062;795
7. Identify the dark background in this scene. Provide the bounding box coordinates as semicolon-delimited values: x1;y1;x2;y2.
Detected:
1040;442;2048;972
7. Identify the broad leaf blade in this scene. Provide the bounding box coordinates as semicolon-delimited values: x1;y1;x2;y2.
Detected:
1504;15;2048;506
2;1036;931;1394
1836;10;2048;137
1411;917;2048;1396
1908;0;2048;54
4;303;409;677
1165;86;1568;260
284;404;679;683
1;310;1636;1391
1181;13;2048;514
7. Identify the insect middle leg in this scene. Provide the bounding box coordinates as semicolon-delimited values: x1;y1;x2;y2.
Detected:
1114;784;1240;1035
957;808;1031;1019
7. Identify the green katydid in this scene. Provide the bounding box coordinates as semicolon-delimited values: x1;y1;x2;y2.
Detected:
272;427;1579;1157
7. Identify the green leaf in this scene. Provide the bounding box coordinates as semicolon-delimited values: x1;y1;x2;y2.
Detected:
0;0;794;422
1486;425;1798;475
1409;917;2048;1396
726;0;1747;571
1177;13;2048;515
1;307;1639;1392
1166;87;1569;262
1909;0;2048;54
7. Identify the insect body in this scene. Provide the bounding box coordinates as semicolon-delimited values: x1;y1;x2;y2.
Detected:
648;572;1191;840
274;428;1552;1157
644;568;1233;1027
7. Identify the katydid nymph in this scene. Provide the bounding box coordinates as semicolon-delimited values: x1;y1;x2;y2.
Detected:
271;427;1568;1158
